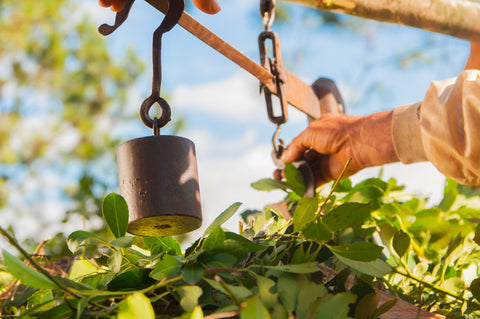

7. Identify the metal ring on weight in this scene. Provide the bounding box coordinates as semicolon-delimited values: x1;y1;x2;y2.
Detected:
140;95;171;129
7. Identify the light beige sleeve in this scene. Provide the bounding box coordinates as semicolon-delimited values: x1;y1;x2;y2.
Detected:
392;70;480;185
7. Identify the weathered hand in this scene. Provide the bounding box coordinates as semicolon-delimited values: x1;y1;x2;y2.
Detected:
98;0;126;12
281;111;399;186
98;0;220;14
192;0;220;14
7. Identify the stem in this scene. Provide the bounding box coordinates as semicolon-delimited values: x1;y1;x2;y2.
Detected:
317;157;352;218
394;268;474;304
0;226;81;299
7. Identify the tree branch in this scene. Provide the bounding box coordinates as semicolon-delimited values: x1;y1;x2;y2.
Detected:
283;0;480;42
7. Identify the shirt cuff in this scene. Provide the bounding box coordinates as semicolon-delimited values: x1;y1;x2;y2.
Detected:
392;102;428;164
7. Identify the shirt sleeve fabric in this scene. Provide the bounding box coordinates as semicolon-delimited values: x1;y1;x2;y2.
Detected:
392;70;480;185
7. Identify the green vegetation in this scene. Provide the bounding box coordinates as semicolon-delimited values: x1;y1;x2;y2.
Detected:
1;163;480;318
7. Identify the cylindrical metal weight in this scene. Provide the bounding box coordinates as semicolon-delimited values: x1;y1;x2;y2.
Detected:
117;135;202;237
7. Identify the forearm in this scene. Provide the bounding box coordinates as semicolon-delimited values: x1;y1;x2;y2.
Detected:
464;42;480;70
353;110;399;169
392;70;480;185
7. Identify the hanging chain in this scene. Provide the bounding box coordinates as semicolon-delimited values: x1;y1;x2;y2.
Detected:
258;0;288;165
139;0;184;135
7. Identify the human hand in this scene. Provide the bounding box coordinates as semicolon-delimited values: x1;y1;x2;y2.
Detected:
98;0;126;12
465;41;480;70
192;0;220;14
98;0;220;14
281;111;399;186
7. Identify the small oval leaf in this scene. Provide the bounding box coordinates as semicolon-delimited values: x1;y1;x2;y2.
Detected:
392;230;410;258
102;193;129;238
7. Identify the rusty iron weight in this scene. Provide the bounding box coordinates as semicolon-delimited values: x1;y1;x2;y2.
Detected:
100;0;203;237
117;136;202;237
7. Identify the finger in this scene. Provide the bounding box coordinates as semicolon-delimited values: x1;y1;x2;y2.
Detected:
192;0;221;14
99;0;114;8
281;141;306;163
111;0;126;12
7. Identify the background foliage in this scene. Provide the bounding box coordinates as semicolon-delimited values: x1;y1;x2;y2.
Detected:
1;166;480;318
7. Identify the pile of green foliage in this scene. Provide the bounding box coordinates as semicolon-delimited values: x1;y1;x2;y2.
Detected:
1;164;480;318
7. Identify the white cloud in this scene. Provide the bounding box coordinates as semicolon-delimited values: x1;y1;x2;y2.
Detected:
172;72;314;124
172;73;263;121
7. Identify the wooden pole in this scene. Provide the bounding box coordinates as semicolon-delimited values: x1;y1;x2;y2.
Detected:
283;0;480;42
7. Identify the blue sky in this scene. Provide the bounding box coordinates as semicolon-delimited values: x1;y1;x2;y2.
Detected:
26;0;471;238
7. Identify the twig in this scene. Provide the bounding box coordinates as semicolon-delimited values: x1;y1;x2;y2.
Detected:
394;268;475;304
0;227;81;299
317;157;352;217
204;310;240;319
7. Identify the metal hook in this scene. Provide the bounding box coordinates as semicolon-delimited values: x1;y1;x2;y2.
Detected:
98;0;136;36
140;0;185;130
260;0;276;31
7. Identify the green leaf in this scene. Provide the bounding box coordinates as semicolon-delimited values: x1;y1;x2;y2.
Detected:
181;306;204;319
439;179;458;211
392;231;410;258
293;197;319;232
332;255;391;277
445;233;462;260
322;203;372;232
108;250;122;273
372;299;397;318
285;163;305;197
205;278;253;299
27;289;54;311
143;236;182;255
182;264;205;285
224;232;267;252
204;253;237;269
271;304;289;319
68;260;98;281
278;274;304;312
67;230;104;254
255;274;278;310
2;250;57;289
335;178;353;192
470;278;480;302
204;202;242;236
110;236;134;248
76;296;93;319
107;269;155;291
203;227;226;251
301;221;332;243
102;193;129;238
117;293;154;319
251;178;289;192
264;262;319;274
37;303;73;319
313;293;356;319
296;281;327;319
354;292;381;319
443;277;465;295
474;225;480;246
240;295;271;319
150;255;182;280
327;242;383;262
178;286;203;312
